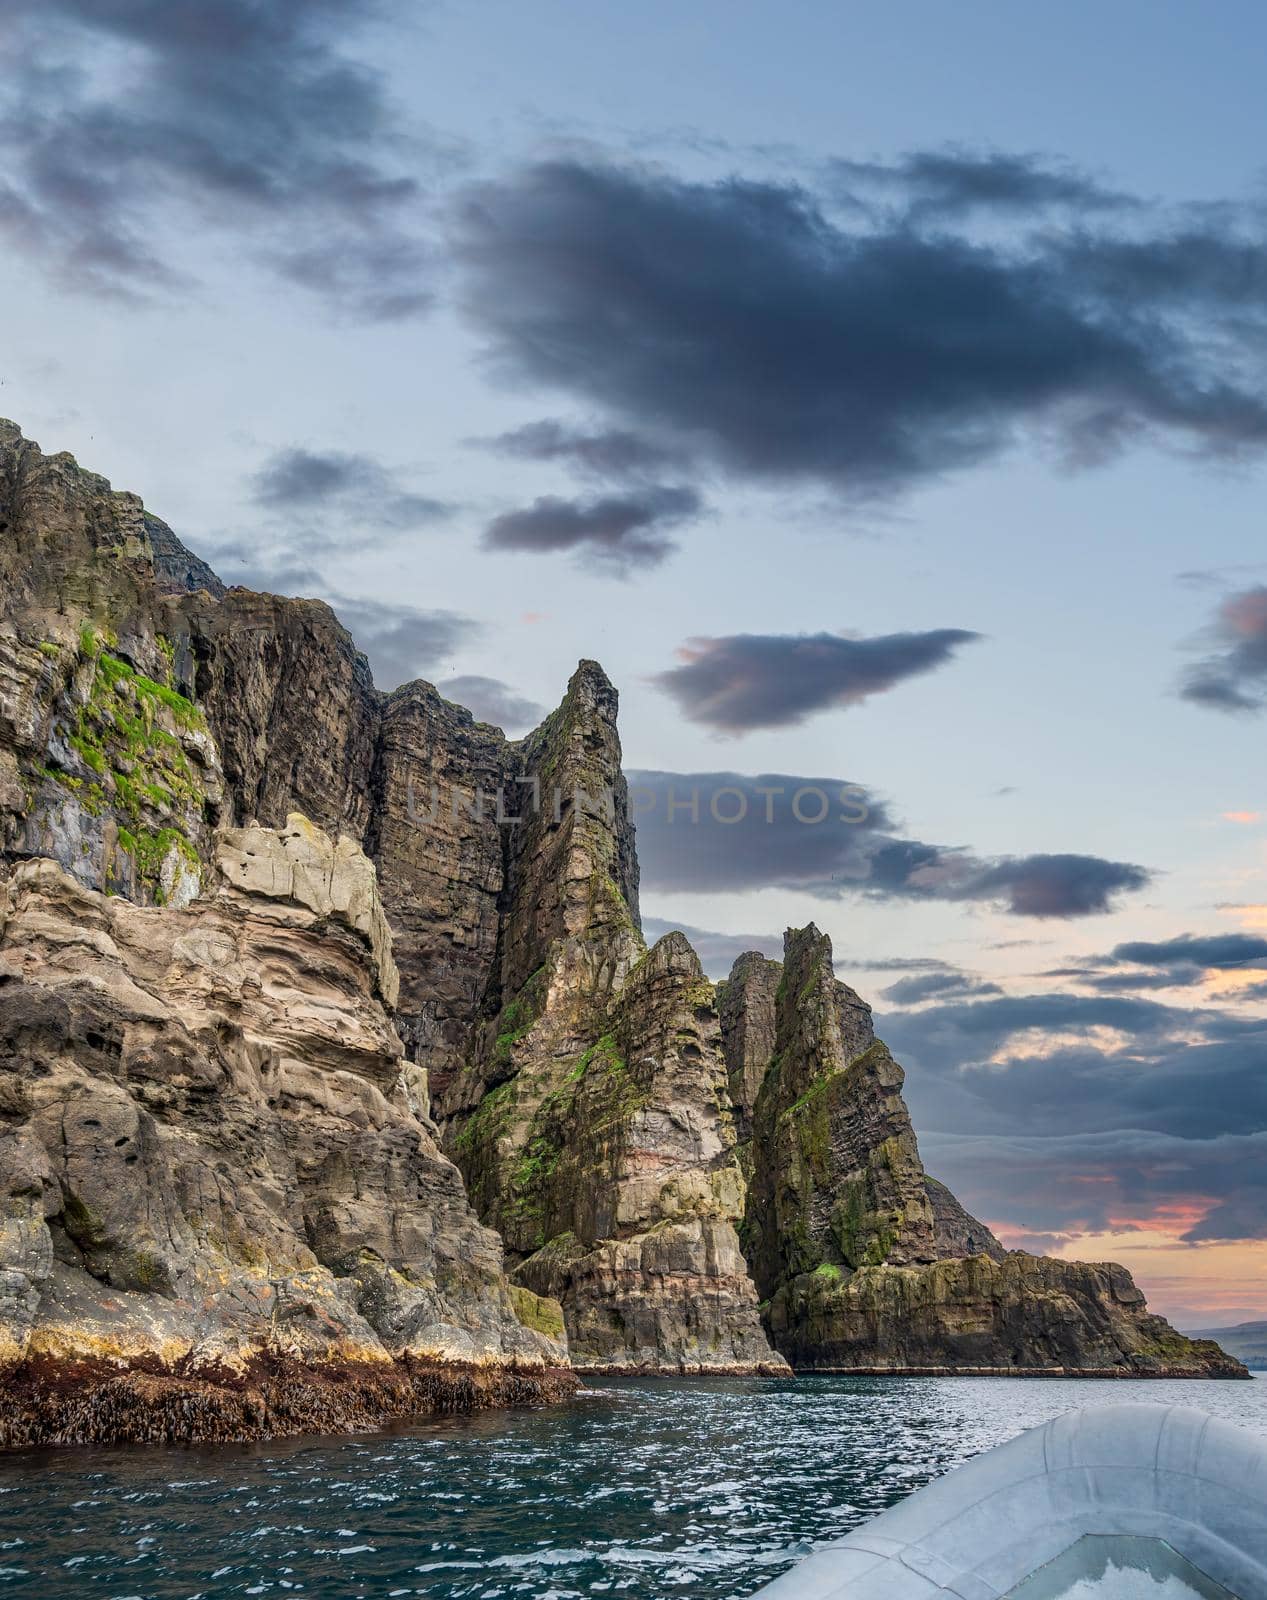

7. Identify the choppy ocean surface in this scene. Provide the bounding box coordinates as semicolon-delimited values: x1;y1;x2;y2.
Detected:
1;1375;1264;1600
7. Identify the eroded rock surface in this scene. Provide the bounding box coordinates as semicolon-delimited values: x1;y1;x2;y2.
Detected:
735;926;1245;1377
0;421;525;1099
773;1251;1241;1376
0;825;570;1445
716;951;780;1162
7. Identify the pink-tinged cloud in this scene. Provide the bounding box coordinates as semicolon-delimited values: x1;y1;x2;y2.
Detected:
1183;584;1267;712
1104;1197;1217;1236
1223;810;1262;824
1226;588;1267;639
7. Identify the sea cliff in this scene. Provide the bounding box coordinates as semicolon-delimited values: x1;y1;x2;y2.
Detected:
0;422;1244;1445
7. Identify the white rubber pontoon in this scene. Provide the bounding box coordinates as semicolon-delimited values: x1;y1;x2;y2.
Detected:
754;1405;1267;1599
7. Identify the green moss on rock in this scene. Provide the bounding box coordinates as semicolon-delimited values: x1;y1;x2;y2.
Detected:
507;1284;566;1342
40;635;211;903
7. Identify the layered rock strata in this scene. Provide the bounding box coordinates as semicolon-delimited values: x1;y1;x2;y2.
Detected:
0;419;523;1100
0;422;581;1443
735;926;1245;1377
0;820;571;1446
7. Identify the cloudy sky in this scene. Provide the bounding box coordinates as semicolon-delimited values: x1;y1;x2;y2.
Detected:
3;0;1266;1325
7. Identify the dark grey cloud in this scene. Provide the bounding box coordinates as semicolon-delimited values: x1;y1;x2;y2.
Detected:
922;1128;1267;1247
881;987;1267;1241
946;854;1150;918
483;486;701;574
478;420;686;481
653;628;979;732
627;769;891;896
889;990;1204;1050
436;674;545;734
1181;587;1267;713
880;971;1003;1006
455;158;1267;500
332;597;477;692
1;0;436;314
1112;932;1267;970
252;448;452;530
858;956;957;973
860;842;1150;917
1042;933;1267;995
829;149;1132;221
1075;968;1209;994
896;998;1266;1120
626;769;1149;917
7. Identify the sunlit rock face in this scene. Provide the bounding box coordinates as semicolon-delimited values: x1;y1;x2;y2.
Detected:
732;925;1245;1377
0;424;574;1444
0;821;571;1445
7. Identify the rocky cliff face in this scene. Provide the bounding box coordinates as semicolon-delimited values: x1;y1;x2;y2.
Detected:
735;926;1244;1377
0;421;1243;1444
0;423;577;1443
716;951;780;1171
436;665;782;1373
0;420;781;1432
0;821;570;1446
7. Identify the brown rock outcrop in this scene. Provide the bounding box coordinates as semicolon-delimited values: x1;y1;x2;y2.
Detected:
734;926;1245;1377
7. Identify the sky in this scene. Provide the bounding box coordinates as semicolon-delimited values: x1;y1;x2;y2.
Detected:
1;0;1265;1326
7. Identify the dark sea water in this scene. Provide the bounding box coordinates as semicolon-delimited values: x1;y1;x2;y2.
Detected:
2;1375;1265;1600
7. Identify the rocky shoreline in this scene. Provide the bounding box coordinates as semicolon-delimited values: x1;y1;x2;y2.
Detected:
0;1353;578;1450
569;1362;790;1378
